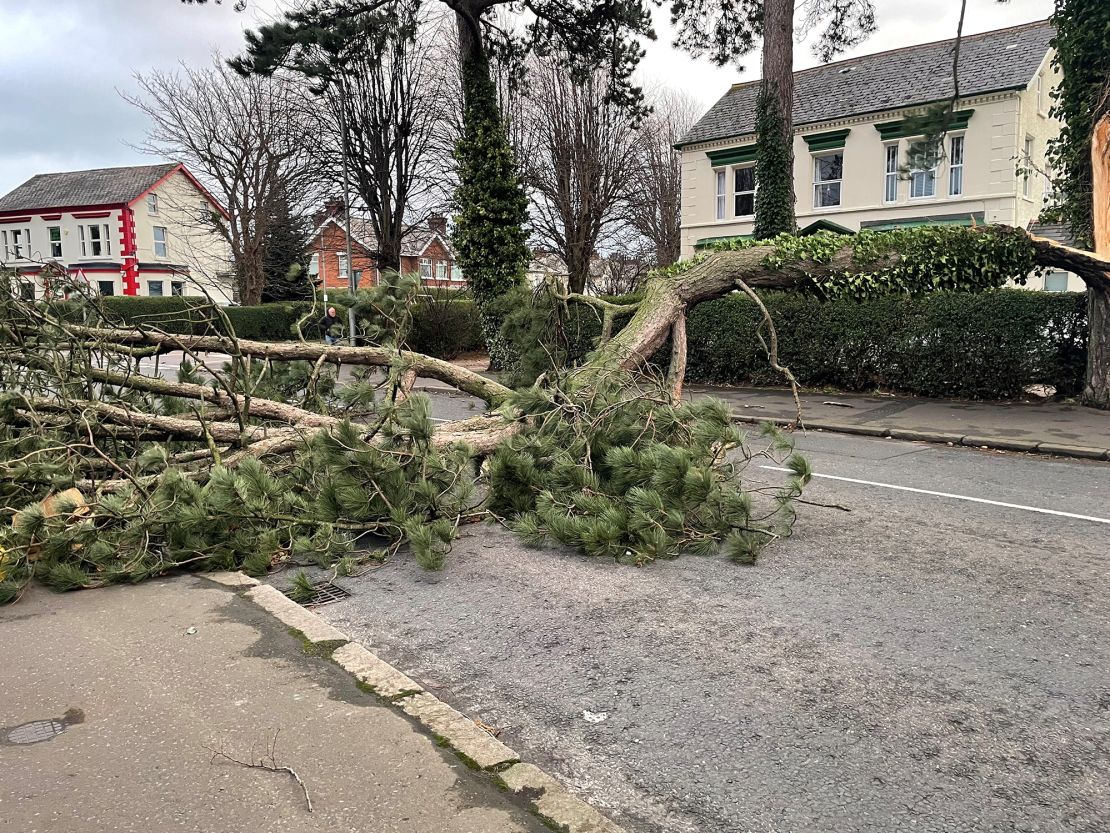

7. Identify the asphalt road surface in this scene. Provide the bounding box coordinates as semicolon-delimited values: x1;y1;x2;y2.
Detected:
298;432;1110;833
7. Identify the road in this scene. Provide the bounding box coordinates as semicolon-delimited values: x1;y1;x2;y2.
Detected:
297;431;1110;833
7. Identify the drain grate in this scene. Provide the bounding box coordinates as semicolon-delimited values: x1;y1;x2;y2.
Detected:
6;719;67;745
285;582;351;607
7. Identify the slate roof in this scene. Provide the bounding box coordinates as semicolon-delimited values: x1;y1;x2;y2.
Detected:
1028;221;1075;247
678;20;1054;147
0;163;179;213
339;216;455;259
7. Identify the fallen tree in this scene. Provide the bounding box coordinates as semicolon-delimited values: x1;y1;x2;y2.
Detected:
1;225;1107;603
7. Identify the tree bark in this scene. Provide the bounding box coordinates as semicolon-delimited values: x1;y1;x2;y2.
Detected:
754;0;796;237
1085;113;1110;408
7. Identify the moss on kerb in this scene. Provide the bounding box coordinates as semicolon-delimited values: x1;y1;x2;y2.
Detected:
285;627;346;659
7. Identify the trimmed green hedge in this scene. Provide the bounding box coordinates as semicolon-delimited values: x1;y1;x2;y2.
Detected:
684;289;1088;399
49;294;483;358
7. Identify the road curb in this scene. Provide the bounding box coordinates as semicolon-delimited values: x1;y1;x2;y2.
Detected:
730;413;1110;461
200;572;629;833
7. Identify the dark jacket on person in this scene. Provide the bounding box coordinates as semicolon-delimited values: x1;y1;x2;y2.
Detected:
320;313;337;333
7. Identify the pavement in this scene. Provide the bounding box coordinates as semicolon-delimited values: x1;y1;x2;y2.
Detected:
283;431;1110;833
687;384;1110;460
0;577;552;833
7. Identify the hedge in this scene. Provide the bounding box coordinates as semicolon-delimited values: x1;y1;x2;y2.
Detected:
47;294;484;358
683;289;1088;399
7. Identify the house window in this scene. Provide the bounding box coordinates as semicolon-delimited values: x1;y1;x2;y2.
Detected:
19;281;35;301
910;164;936;199
715;170;726;220
337;252;348;278
171;281;185;297
1044;272;1069;292
153;226;168;258
419;258;432;278
97;280;115;296
79;224;111;257
147;193;158;214
733;166;756;217
813;152;843;208
949;135;965;196
435;261;447;280
5;228;30;259
1023;135;1035;197
48;226;62;258
883;144;898;203
308;253;319;276
148;280;164;297
1036;75;1045;115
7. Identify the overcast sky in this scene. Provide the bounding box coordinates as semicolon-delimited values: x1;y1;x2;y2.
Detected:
0;0;1052;197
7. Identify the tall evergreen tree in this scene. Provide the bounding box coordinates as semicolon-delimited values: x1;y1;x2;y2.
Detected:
260;193;313;303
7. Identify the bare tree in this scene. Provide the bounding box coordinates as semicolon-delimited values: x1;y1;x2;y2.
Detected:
626;88;701;269
127;58;317;306
292;3;455;273
519;57;640;294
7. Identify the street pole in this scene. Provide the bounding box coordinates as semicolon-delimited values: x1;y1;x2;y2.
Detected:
338;75;357;346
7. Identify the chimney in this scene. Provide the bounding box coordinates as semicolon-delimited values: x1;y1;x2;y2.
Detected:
427;213;447;236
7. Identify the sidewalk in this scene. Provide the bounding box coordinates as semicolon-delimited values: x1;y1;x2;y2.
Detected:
686;384;1110;460
0;578;552;833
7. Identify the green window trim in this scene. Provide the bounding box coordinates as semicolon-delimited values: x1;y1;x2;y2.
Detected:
802;128;851;152
874;109;975;140
706;145;758;167
860;215;980;231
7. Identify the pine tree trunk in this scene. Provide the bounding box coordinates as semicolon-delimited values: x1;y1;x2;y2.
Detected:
1084;284;1110;408
753;0;796;238
1084;113;1110;408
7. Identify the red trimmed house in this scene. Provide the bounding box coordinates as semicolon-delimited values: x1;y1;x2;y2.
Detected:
0;163;232;301
307;212;463;292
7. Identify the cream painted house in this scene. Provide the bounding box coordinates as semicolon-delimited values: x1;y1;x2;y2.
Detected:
0;163;233;301
677;20;1082;292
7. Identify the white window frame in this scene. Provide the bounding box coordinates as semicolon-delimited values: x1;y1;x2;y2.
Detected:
308;252;319;276
883;143;899;203
171;280;185;297
97;280;115;296
714;170;726;220
948;134;965;197
732;165;756;217
1023;135;1035;198
909;162;937;200
1044;271;1069;292
419;257;432;278
48;225;62;258
79;224;111;258
148;280;164;297
1036;75;1045;116
7;227;29;259
147;193;159;214
812;152;843;208
435;261;447;280
153;226;169;258
18;280;35;301
1;230;6;259
336;251;348;278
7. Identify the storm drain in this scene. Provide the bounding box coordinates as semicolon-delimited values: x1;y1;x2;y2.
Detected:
285;583;351;607
5;719;67;745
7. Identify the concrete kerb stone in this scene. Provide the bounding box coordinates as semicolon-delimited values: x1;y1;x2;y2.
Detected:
500;763;626;833
332;642;424;700
730;410;1109;461
199;570;261;589
400;692;520;771
1035;443;1110;461
244;584;350;645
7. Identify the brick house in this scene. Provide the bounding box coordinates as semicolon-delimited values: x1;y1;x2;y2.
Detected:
307;212;463;291
0;162;232;301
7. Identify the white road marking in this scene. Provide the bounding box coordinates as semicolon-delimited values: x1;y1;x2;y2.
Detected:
760;466;1110;525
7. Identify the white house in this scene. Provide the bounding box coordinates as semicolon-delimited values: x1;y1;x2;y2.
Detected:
0;162;233;301
676;20;1082;292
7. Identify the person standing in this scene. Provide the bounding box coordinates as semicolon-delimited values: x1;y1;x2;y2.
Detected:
320;306;338;345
